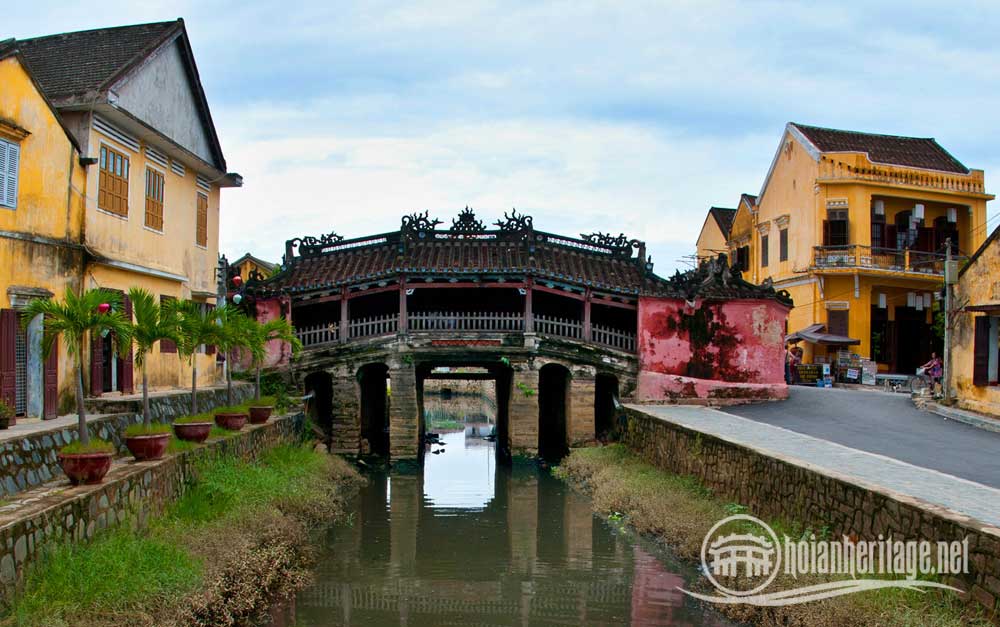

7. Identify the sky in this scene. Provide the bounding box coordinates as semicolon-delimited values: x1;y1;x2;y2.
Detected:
7;1;1000;274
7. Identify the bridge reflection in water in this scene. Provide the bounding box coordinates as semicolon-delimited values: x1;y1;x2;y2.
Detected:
274;429;732;627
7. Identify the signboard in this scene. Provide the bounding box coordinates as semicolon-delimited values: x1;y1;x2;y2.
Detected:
796;364;823;385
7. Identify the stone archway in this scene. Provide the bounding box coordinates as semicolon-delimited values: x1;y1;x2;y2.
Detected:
303;371;333;440
358;363;390;456
538;363;570;461
595;373;619;441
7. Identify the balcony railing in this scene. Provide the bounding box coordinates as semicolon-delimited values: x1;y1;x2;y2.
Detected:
817;158;985;195
296;310;637;352
812;245;963;275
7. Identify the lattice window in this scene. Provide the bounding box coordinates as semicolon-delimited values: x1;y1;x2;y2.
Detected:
196;192;208;247
14;317;26;416
145;168;164;231
99;145;130;217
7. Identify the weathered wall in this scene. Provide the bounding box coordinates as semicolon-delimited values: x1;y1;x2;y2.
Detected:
622;408;1000;617
951;234;1000;415
0;383;252;498
0;411;302;598
636;297;788;401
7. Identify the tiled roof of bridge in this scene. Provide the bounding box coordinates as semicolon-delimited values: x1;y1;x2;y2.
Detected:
262;210;792;303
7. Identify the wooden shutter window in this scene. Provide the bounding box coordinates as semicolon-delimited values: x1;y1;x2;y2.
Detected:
779;228;788;261
98;145;130;217
760;235;769;268
0;310;16;410
827;310;849;338
0;139;20;209
144;168;164;231
973;316;990;387
196;193;208;247
43;335;58;419
90;329;103;397
121;295;134;394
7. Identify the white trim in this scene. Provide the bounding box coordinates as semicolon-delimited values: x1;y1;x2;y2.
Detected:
96;207;129;222
170;160;186;177
91;258;188;283
772;275;818;289
143;225;164;235
757;124;822;207
196;175;211;191
93;116;140;152
145;146;168;168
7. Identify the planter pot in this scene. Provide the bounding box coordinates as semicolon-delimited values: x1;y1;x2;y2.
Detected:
173;422;212;443
58;452;114;486
215;412;248;431
248;406;273;424
0;416;12;430
125;433;170;461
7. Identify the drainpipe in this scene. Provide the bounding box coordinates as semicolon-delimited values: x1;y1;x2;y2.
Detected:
943;238;953;403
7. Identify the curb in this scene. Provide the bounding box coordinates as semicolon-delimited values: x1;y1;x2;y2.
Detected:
924;403;1000;434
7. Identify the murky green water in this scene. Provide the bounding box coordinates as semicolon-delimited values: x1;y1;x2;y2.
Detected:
273;429;731;626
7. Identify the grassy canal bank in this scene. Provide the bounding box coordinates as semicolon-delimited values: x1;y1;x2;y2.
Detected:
555;445;990;627
2;443;363;627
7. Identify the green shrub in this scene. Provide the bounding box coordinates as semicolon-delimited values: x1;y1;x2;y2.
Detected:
124;423;172;437
174;413;213;424
60;440;115;455
0;400;13;421
248;396;276;408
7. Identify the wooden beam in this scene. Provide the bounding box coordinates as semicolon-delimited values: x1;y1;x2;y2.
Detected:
524;277;534;333
583;288;592;342
399;276;408;332
591;298;638;311
405;282;526;290
339;287;349;343
532;284;586;301
345;284;399;299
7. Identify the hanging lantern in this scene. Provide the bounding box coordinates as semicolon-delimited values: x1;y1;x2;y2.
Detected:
907;292;916;308
97;303;111;314
924;293;932;308
947;207;957;223
913;203;925;220
233;293;243;305
232;275;244;288
878;293;887;309
872;199;885;216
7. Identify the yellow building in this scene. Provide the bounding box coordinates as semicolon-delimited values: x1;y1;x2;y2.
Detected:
949;225;1000;415
0;43;88;418
730;123;992;374
229;253;276;283
0;20;241;414
695;205;736;261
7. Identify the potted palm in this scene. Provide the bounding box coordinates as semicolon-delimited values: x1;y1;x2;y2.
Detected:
25;288;131;485
122;288;179;461
246;317;302;424
0;400;13;430
213;306;252;430
174;300;221;415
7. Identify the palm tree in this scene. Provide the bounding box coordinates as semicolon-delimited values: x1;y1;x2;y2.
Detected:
214;305;253;406
245;317;302;401
175;301;222;414
127;288;180;427
23;288;132;446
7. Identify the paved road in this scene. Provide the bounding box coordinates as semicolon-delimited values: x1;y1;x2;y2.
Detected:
726;386;1000;489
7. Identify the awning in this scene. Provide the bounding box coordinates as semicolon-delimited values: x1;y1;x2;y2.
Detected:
964;304;1000;313
785;323;861;346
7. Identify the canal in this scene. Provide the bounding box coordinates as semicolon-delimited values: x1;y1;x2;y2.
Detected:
272;426;731;626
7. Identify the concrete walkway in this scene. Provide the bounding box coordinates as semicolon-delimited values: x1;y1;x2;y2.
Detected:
627;403;1000;529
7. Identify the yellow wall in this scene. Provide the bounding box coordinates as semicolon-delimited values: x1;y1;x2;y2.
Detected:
695;217;727;261
234;258;273;282
950;235;1000;413
737;128;990;369
0;56;87;412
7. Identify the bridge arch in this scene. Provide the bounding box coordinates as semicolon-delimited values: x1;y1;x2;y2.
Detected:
304;370;333;439
538;363;571;461
357;363;390;457
595;373;620;441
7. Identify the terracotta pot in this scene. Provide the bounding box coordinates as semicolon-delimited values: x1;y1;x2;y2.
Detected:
248;406;273;424
173;422;212;443
125;433;170;461
215;412;248;431
58;452;114;485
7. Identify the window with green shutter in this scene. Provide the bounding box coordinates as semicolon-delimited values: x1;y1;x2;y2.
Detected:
0;139;20;209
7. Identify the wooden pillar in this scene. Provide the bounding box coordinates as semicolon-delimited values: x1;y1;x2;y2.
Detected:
399;277;408;333
524;278;534;333
583;289;592;342
339;287;349;343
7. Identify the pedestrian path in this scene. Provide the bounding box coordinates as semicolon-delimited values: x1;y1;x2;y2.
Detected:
628;404;1000;529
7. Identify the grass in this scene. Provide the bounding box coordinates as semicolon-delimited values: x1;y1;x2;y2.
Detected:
59;439;115;455
556;445;990;627
6;444;363;627
124;423;172;437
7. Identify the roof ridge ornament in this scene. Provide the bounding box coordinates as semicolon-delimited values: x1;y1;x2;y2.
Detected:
286;231;344;258
450;206;486;234
494;209;533;233
581;232;643;258
401;210;442;240
665;253;792;304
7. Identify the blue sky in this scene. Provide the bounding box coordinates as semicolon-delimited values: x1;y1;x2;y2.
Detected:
8;1;999;273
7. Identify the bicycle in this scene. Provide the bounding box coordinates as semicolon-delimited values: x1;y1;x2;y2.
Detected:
908;367;932;395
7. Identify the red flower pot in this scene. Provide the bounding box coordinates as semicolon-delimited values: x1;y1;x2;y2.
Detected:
125;433;170;461
58;452;114;485
173;422;212;443
215;412;248;431
248;406;273;424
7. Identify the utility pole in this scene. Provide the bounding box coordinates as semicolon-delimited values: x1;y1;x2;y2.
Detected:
943;238;953;403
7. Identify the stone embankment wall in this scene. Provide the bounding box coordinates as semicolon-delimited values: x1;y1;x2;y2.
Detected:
0;411;303;598
0;383;253;498
622;408;1000;618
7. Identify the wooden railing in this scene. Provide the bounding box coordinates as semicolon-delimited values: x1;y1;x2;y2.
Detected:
812;245;962;275
592;323;636;352
349;314;398;339
296;323;340;347
817;157;985;194
408;311;524;332
534;314;583;340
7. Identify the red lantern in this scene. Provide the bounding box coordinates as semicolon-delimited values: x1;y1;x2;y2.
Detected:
232;275;243;288
97;303;111;314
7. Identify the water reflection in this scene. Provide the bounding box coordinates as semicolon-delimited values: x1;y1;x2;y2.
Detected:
278;425;732;627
